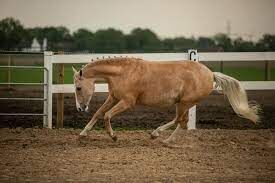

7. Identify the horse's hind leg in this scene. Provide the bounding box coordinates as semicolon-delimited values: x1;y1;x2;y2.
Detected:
151;118;176;139
151;102;189;139
163;103;189;144
163;124;181;144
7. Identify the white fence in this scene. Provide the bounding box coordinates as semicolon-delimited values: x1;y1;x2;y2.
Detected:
43;51;275;129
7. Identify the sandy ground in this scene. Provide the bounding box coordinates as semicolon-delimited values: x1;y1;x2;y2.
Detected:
0;128;274;182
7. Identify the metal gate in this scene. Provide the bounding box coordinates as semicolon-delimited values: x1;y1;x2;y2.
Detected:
0;65;49;127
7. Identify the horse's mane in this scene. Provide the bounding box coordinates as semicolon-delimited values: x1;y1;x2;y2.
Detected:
81;56;143;71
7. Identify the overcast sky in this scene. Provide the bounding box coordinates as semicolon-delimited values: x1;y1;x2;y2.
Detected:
1;0;275;41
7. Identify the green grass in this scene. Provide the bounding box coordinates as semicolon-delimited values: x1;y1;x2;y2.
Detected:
210;66;275;81
0;64;82;84
0;65;274;84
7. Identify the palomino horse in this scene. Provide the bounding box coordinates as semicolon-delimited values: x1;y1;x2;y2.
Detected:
73;57;260;144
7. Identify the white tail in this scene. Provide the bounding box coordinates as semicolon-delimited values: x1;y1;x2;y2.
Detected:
213;72;261;123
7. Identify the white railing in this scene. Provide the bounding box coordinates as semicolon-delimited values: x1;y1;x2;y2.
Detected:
43;51;275;129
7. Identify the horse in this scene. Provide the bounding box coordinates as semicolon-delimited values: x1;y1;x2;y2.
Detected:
72;57;260;144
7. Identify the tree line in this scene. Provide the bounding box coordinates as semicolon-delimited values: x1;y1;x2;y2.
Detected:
0;17;274;52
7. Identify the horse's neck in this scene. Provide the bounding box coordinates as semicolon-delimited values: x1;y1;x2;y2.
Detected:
82;62;122;80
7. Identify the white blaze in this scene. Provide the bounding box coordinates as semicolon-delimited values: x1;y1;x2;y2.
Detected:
74;90;81;111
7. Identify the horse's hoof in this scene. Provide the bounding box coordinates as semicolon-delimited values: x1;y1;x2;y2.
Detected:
77;135;87;142
162;139;170;144
150;131;159;139
112;135;118;142
151;134;158;139
161;139;180;148
161;140;173;147
79;130;88;136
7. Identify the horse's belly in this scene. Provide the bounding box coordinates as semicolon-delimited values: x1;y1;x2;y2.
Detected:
137;92;178;107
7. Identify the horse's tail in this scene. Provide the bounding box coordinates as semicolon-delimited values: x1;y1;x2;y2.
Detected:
213;72;261;123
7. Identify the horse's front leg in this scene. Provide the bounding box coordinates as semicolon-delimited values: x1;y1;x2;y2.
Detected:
80;95;116;136
103;99;133;141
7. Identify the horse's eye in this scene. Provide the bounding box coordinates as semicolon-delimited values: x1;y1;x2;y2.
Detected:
76;87;81;91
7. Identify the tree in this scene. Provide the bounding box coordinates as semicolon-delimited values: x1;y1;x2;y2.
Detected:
43;26;72;51
163;37;196;52
1;17;275;52
126;28;161;52
0;17;27;50
213;33;233;51
162;38;174;51
256;34;275;51
28;26;73;51
233;38;256;52
72;28;94;52
93;28;125;53
197;37;216;51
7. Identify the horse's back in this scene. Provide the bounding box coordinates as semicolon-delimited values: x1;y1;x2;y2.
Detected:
144;60;213;89
133;60;214;106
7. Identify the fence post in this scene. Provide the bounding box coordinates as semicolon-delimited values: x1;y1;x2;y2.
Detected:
8;55;11;89
56;52;64;128
187;49;198;129
265;61;271;81
43;51;53;128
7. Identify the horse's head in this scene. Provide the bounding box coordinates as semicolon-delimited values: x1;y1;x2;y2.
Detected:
72;66;95;112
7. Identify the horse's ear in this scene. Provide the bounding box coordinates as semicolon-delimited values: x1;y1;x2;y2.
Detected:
72;66;77;74
79;69;83;76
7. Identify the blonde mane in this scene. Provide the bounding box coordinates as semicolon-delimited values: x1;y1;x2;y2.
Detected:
81;56;142;71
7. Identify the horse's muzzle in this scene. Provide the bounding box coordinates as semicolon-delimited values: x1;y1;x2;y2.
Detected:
77;104;88;112
77;107;84;112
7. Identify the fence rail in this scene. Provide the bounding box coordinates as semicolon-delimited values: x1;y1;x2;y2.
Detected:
50;52;275;63
0;97;46;101
199;52;275;61
51;81;275;94
0;113;46;116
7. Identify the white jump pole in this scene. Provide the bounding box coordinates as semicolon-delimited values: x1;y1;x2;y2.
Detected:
187;49;198;130
43;51;53;128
